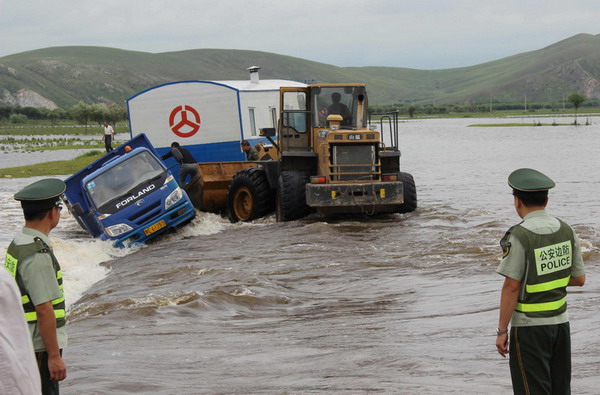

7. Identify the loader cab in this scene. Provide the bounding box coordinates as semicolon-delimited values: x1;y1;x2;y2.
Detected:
227;83;416;223
278;84;369;154
312;85;368;129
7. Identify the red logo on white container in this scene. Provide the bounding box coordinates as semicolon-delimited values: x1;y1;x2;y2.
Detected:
169;105;201;138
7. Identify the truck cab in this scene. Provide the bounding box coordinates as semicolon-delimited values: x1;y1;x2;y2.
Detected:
64;134;196;248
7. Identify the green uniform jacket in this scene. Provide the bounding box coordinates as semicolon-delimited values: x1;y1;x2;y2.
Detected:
4;228;68;351
504;220;574;318
497;210;585;327
246;147;259;161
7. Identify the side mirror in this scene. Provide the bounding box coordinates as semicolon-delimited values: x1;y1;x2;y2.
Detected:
260;128;276;137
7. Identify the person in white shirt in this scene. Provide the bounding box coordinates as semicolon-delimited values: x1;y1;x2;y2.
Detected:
0;267;42;394
103;121;116;153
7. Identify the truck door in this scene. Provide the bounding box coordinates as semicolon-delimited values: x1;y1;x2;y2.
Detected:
279;87;311;153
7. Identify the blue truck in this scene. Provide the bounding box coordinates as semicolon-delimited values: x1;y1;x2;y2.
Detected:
63;133;196;248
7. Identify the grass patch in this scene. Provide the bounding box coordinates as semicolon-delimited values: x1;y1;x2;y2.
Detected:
469;123;572;127
454;108;600;118
469;121;584;127
27;143;105;151
0;140;106;152
0;135;123;152
0;151;104;178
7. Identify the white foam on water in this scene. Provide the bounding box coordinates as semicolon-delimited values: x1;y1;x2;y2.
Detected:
1;183;138;309
1;181;274;310
197;268;214;276
580;238;593;254
52;238;134;308
0;236;135;309
232;287;255;297
158;211;230;242
133;291;204;307
46;210;239;306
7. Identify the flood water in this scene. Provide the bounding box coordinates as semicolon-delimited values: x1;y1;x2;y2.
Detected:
1;118;598;394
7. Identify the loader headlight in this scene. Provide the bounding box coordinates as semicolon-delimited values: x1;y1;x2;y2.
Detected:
105;223;133;237
165;187;183;210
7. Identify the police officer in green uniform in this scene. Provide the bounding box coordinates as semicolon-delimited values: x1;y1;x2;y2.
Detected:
495;168;586;394
4;178;68;395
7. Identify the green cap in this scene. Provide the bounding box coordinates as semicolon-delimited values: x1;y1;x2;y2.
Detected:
15;178;66;211
508;168;555;192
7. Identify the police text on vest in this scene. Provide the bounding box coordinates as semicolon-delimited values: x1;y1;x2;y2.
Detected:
534;240;572;275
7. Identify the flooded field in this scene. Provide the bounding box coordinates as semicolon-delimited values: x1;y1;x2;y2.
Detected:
1;118;598;394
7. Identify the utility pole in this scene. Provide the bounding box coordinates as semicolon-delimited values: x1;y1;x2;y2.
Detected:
489;95;492;112
524;94;527;112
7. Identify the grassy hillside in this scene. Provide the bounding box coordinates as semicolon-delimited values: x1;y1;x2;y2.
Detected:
1;33;600;107
348;33;600;104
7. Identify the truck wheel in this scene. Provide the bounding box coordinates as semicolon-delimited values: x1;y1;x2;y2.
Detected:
228;167;274;222
277;170;311;221
397;172;417;213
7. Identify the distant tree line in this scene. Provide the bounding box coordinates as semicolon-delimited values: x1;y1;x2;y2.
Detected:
2;96;595;125
568;93;585;125
369;97;600;117
0;102;128;126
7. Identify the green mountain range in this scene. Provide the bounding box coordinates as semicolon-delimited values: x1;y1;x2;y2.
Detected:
1;33;599;108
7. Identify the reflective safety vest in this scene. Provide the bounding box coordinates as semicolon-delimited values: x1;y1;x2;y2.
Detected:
4;237;66;327
501;220;574;318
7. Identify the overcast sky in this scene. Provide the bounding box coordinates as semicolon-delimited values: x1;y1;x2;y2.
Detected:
1;0;598;70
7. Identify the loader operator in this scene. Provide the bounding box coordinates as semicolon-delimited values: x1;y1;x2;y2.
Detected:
327;92;351;125
161;142;199;187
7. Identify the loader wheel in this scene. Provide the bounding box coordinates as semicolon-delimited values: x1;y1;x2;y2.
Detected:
396;172;417;213
228;167;274;222
277;170;311;222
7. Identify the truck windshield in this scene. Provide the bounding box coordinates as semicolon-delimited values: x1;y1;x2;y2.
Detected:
313;86;367;128
85;150;165;209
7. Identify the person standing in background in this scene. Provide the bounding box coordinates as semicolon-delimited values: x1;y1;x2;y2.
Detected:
103;121;115;153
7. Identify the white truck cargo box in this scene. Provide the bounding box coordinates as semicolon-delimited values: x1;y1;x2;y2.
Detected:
127;76;306;162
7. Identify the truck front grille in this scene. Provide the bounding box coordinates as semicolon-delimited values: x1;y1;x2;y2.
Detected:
330;144;379;182
128;200;162;225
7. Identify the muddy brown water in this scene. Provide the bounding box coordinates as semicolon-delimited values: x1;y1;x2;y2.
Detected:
1;118;598;393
